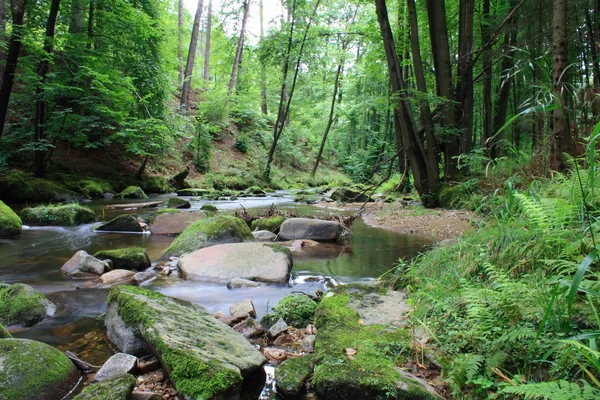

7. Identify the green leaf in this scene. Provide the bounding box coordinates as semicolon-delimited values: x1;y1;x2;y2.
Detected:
568;250;599;315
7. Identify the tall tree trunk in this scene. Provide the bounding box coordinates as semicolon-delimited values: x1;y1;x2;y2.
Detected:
228;0;251;96
235;36;244;93
481;0;493;157
456;0;474;157
203;0;212;84
34;0;61;177
178;0;184;86
585;4;600;115
551;0;572;170
259;0;267;114
0;0;27;139
69;0;85;34
87;0;94;49
376;0;439;206
181;0;204;110
0;0;6;87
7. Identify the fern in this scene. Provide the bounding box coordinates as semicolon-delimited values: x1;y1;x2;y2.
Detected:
500;380;599;399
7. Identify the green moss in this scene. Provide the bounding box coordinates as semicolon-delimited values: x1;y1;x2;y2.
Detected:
94;247;149;271
0;283;50;327
0;338;78;400
140;176;173;194
21;203;95;226
119;186;148;199
0;200;21;238
271;294;318;328
294;194;309;203
251;216;286;233
177;188;212;196
0;170;80;203
200;204;218;212
276;355;315;396
73;374;136;400
167;197;191;208
163;215;254;257
0;323;12;338
437;178;480;210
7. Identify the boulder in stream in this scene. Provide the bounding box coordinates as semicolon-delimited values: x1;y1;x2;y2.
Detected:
98;269;136;285
149;210;206;236
232;317;264;339
95;215;144;233
95;353;137;382
226;278;265;289
94;247;151;271
119;186;148;199
73;374;136;400
0;283;56;327
275;354;315;397
61;250;110;278
161;215;255;259
0;338;80;400
166;197;191;209
104;286;265;399
253;230;277;242
0;200;22;238
178;242;292;284
279;218;342;241
230;298;256;318
250;216;286;233
132;271;156;286
21;204;95;226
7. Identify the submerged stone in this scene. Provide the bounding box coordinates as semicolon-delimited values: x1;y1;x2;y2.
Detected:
104;286;265;399
0;283;56;327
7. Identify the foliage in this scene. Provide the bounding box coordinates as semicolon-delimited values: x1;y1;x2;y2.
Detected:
270;294;318;328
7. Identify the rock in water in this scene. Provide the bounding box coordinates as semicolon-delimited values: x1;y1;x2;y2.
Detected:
276;355;315;397
267;318;289;338
278;218;342;241
21;204;95;226
94;215;144;233
166;197;191;209
149;210;207;236
252;230;277;242
0;200;21;238
178;243;293;284
226;279;265;289
61;250;109;278
0;338;80;400
0;283;56;327
98;269;136;285
250;216;286;233
95;353;137;382
161;215;255;259
73;374;136;400
230;299;256;318
119;186;148;199
94;248;151;271
132;271;156;286
104;286;265;399
232;317;264;339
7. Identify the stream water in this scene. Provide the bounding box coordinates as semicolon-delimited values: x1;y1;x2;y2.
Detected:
0;192;431;398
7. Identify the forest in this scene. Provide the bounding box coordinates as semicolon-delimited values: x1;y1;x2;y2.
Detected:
0;0;600;398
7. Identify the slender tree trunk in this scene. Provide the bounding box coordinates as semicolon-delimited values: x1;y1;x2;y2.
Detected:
69;0;85;34
259;0;267;114
456;0;474;156
551;0;572;170
181;0;204;110
235;36;244;93
481;0;493;157
87;1;94;49
0;0;27;139
228;0;251;96
203;0;212;84
585;5;600;115
0;0;6;87
178;0;184;86
34;0;61;177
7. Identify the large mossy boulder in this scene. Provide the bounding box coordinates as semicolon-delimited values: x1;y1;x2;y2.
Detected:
250;216;286;233
311;285;438;400
0;201;21;238
118;186;148;199
0;323;11;338
162;215;255;258
279;218;342;242
167;197;191;209
72;374;136;400
21;203;95;226
0;170;83;203
0;338;80;400
276;355;315;397
328;186;371;203
95;215;143;233
104;286;265;399
269;294;317;327
177;188;212;197
149;210;206;236
0;283;56;327
178;242;293;284
94;247;151;271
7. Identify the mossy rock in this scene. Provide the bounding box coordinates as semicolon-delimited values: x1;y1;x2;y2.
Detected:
148;208;181;223
270;294;317;328
119;186;148;199
251;216;286;233
437;178;480;210
104;286;265;399
0;201;21;238
140;176;173;194
167;197;191;209
0;283;55;327
294;194;309;203
276;355;315;397
177;188;212;196
0;170;84;203
200;204;218;212
72;374;136;400
21;203;95;226
94;247;151;271
79;179;112;198
162;215;254;258
0;323;11;338
0;338;80;400
94;215;143;233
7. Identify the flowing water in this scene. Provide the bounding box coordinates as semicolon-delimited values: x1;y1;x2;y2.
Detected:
0;192;431;398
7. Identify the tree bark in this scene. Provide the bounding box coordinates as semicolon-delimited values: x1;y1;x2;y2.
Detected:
181;0;205;110
203;0;212;84
228;0;251;96
0;0;6;87
481;0;493;157
178;0;184;86
34;0;61;177
456;0;474;156
0;0;27;139
550;0;572;171
259;0;267;114
69;0;85;34
87;1;94;49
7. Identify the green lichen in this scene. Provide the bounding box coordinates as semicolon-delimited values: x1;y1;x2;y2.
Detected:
0;201;21;238
251;216;286;233
21;203;95;226
271;294;317;328
73;374;136;400
0;283;51;327
119;186;148;199
94;247;149;270
0;338;78;400
163;215;254;258
200;204;218;212
276;355;315;396
0;323;12;338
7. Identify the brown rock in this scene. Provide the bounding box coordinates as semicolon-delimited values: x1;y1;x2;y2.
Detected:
263;347;287;364
232;317;264;338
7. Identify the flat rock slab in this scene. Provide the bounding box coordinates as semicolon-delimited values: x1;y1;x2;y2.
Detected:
279;218;342;241
179;243;293;284
98;269;135;284
102;201;164;210
95;353;137;382
150;211;207;236
105;286;265;399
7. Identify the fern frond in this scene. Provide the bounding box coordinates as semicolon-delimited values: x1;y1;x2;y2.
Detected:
500;379;599;399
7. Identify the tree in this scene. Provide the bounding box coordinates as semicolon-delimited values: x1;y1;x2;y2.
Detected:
181;0;205;110
178;0;184;85
228;0;251;96
203;0;212;84
259;0;267;114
